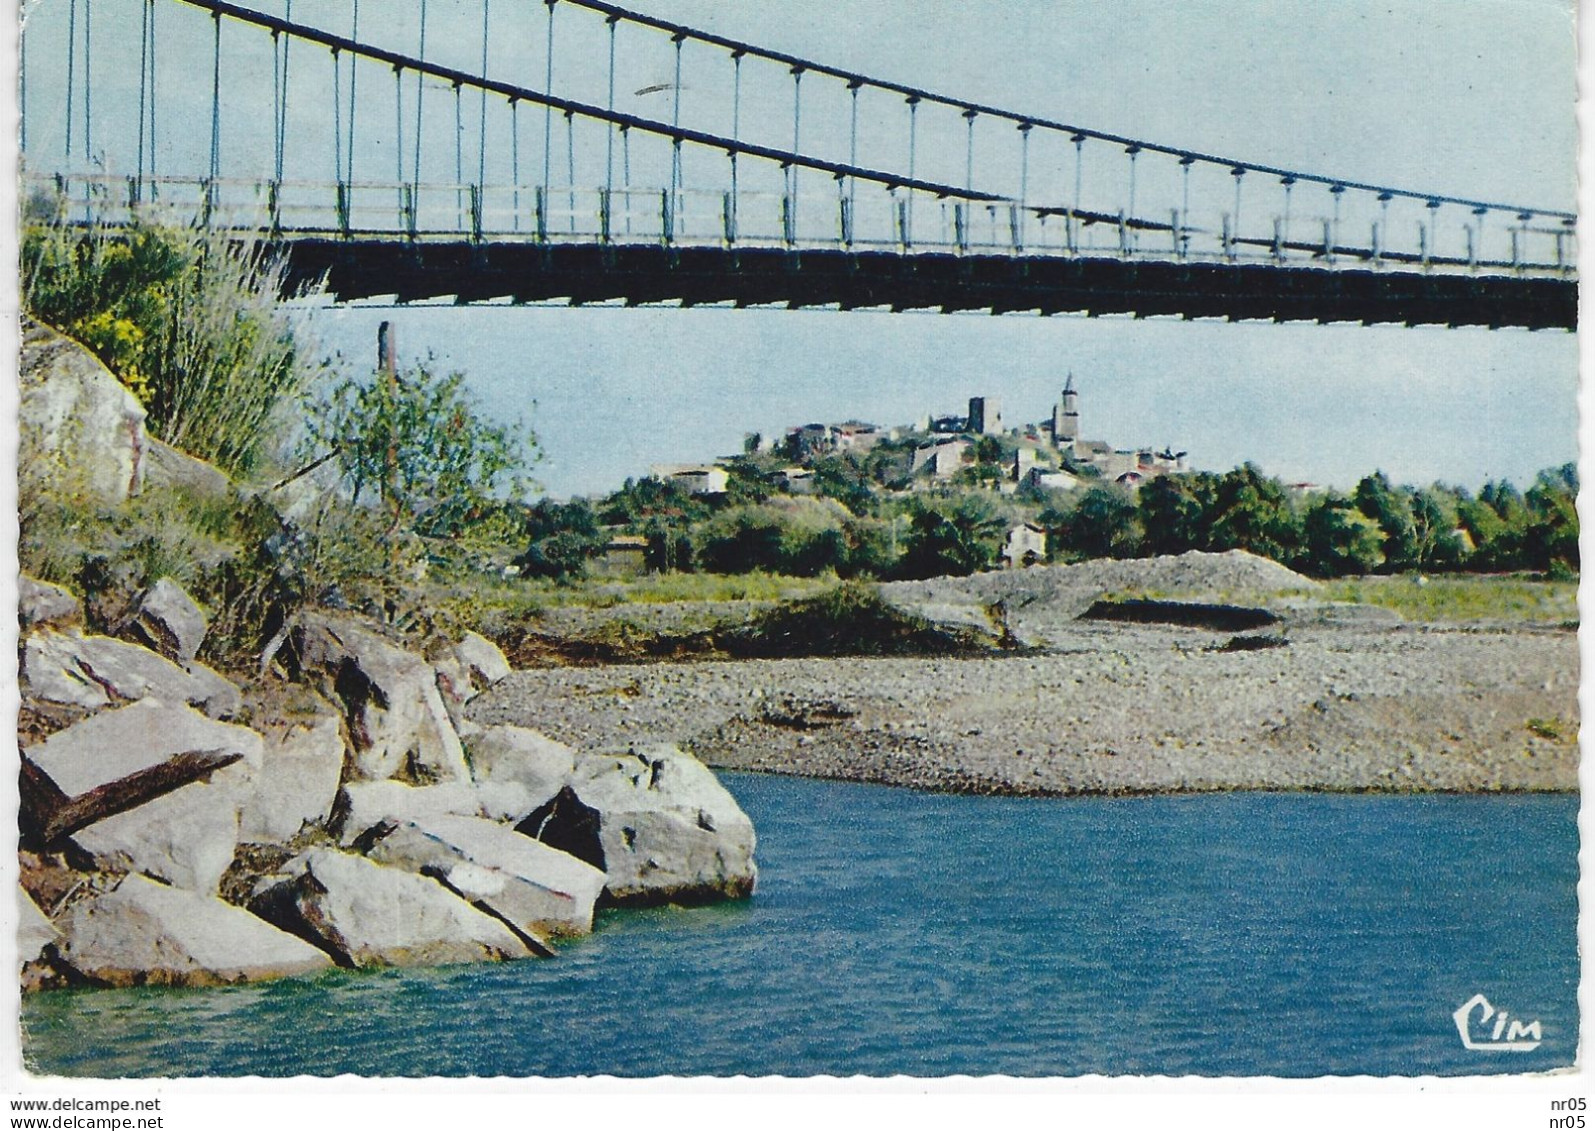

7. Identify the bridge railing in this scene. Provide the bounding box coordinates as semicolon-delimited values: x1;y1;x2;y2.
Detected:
26;171;1577;280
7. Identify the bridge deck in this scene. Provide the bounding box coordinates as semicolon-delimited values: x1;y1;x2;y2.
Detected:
281;241;1576;330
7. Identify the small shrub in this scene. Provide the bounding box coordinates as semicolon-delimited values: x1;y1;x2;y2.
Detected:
23;214;319;477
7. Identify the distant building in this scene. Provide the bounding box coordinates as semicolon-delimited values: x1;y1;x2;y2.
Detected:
1026;467;1082;493
593;533;650;578
785;423;834;460
1051;375;1080;450
968;396;1002;436
1001;523;1048;568
1046;377;1187;485
911;438;971;479
777;467;817;494
833;421;882;453
651;464;730;496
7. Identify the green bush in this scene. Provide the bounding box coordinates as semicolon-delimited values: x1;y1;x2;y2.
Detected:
305;360;536;541
22;215;315;477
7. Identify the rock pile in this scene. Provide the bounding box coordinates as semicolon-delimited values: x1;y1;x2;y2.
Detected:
19;576;758;992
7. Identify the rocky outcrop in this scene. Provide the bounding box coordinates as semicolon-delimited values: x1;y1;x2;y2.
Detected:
17;575;759;994
454;632;512;689
125;578;209;665
19;576;82;632
465;725;574;807
239;714;346;844
18;891;59;967
54;873;334;988
288;613;470;784
250;849;531;968
22;699;261;851
333;780;484;846
365;814;607;941
143;436;231;498
519;746;757;906
23;700;262;895
21;629;241;718
20;318;147;503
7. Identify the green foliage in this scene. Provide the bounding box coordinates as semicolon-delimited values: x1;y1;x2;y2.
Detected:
1302;494;1386;576
1136;473;1213;556
894;493;1007;579
1314;574;1577;625
1059;483;1143;559
1206;463;1302;562
516;498;605;580
695;502;851;577
307;361;535;536
23;216;313;477
808;454;879;514
600;475;711;527
726;581;991;658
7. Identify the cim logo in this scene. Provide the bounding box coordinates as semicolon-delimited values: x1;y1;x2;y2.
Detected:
1453;993;1543;1052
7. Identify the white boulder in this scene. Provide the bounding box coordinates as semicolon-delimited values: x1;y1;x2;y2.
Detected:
465;725;575;807
289;614;470;784
54;873;334;988
251;849;531;968
334;780;483;846
127;577;209;665
453;632;512;689
366;814;607;940
19;576;81;632
21;630;241;718
18;891;59;967
239;714;346;844
26;700;263;894
518;746;757;906
23;698;262;855
20;318;147;503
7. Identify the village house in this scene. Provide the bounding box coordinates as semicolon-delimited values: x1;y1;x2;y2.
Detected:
1001;522;1048;568
593;532;650;578
651;464;730;496
911;438;972;480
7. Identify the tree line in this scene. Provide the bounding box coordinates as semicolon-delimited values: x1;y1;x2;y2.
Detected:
517;456;1579;582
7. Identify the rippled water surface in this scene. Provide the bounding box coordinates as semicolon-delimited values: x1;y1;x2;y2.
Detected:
22;776;1578;1077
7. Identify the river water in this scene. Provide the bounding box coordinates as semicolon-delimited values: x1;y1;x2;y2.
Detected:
21;775;1578;1078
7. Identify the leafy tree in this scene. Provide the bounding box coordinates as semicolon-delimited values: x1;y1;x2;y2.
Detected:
1061;483;1142;559
1206;464;1301;563
1302;494;1386;576
516;498;604;580
1523;464;1578;576
720;456;778;507
1136;474;1214;556
697;507;789;574
1354;472;1419;570
893;494;1007;579
307;361;533;538
809;454;879;515
600;475;711;528
1410;486;1466;570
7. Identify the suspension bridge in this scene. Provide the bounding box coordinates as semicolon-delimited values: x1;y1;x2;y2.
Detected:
19;0;1578;329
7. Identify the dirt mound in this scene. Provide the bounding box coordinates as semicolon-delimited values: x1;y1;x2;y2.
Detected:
879;550;1320;646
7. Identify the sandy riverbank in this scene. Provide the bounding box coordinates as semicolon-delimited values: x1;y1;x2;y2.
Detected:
470;617;1577;795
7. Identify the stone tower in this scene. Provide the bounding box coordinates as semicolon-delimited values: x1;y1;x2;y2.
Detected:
1052;375;1079;450
968;396;1002;436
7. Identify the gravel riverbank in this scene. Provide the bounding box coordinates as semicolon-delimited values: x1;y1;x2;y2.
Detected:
470;618;1577;795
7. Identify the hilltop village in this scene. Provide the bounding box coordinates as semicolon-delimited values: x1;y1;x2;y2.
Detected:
655;378;1188;503
517;371;1574;584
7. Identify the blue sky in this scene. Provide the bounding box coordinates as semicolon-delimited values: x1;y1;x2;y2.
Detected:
18;0;1581;497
